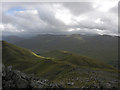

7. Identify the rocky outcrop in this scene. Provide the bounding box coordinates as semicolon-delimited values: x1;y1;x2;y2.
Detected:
2;64;119;89
2;64;63;89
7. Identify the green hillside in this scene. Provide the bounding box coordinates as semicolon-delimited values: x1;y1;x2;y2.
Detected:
10;34;118;67
2;41;118;88
2;41;45;70
40;50;115;70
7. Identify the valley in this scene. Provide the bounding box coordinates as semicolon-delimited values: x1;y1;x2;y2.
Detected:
3;34;118;68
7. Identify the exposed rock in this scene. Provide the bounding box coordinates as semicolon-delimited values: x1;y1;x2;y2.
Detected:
67;82;74;86
2;65;63;89
16;78;29;88
2;64;118;89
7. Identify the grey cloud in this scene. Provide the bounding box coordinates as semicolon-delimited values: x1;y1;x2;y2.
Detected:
37;6;65;26
110;5;118;14
62;2;94;15
1;2;118;36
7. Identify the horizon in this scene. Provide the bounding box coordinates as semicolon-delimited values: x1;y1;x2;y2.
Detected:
2;33;119;38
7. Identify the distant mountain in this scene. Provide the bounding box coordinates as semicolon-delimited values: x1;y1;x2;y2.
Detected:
2;36;24;43
6;34;118;67
2;41;118;88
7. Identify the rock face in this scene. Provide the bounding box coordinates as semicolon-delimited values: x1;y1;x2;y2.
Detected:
2;65;63;89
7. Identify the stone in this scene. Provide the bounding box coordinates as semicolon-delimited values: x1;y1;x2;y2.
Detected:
8;66;12;70
67;82;74;86
38;85;43;88
16;78;29;88
2;64;63;89
30;80;39;88
5;71;14;80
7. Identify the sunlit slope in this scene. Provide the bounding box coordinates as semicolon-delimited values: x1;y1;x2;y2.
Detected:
2;41;45;70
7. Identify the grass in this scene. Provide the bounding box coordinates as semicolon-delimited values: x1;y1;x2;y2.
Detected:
2;41;118;88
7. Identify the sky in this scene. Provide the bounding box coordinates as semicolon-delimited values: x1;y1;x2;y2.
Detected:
0;0;119;36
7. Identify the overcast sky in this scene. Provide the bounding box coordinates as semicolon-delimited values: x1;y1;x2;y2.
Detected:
0;0;119;36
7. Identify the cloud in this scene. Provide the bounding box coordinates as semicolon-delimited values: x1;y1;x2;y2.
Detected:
62;2;94;15
92;0;118;12
1;1;118;36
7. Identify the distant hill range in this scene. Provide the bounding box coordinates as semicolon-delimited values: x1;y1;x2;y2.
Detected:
2;41;119;88
3;34;118;68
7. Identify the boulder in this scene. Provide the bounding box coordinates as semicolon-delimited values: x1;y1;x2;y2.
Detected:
16;78;29;88
67;82;74;86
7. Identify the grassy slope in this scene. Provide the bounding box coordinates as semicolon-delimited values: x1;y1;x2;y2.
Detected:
2;41;44;70
13;35;118;67
2;41;118;87
40;50;116;70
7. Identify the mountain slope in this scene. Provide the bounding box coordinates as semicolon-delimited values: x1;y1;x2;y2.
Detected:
3;41;116;71
40;50;115;70
2;41;45;70
2;41;118;88
9;34;118;67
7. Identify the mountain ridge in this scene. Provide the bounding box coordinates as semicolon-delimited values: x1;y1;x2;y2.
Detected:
4;34;118;67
